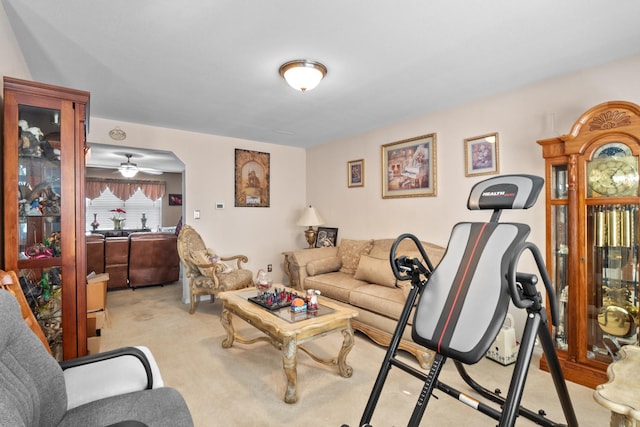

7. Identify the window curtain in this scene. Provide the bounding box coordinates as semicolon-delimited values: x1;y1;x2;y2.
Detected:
86;178;166;201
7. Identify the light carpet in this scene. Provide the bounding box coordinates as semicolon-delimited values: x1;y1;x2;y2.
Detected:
100;283;609;426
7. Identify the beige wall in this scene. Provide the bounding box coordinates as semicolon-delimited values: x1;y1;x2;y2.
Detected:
86;118;308;286
307;55;640;250
0;2;29;81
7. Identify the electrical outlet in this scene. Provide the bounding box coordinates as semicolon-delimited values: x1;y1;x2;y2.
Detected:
267;264;272;272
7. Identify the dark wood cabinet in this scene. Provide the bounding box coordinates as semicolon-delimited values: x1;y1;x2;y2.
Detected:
3;76;90;360
538;101;640;388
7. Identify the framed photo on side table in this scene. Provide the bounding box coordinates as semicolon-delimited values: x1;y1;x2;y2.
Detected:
315;227;338;248
382;133;436;198
347;159;364;187
464;133;499;177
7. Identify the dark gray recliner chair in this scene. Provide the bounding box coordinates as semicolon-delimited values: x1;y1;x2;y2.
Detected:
0;291;193;427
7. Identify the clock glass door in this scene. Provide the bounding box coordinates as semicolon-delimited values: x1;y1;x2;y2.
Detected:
587;204;639;363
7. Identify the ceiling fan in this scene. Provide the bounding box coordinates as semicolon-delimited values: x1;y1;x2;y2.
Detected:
117;153;163;177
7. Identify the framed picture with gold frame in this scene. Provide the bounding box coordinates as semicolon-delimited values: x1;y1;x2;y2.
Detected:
381;134;436;198
464;133;499;177
347;159;364;188
234;149;270;207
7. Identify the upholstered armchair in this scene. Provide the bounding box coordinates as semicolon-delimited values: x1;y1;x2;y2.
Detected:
177;224;253;314
0;275;194;426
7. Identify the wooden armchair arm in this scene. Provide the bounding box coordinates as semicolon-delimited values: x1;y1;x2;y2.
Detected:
221;255;249;269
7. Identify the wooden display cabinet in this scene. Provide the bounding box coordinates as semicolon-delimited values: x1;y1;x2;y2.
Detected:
538;101;640;388
3;77;90;360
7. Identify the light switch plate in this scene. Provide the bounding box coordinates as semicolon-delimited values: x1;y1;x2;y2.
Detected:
194;210;200;219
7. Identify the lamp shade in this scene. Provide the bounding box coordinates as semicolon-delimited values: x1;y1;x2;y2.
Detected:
279;60;327;92
296;206;325;227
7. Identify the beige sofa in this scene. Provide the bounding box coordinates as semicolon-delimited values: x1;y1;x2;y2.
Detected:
288;238;445;368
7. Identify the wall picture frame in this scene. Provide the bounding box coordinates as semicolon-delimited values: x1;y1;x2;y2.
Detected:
464;133;499;177
347;159;364;188
315;227;339;248
235;149;270;207
381;133;436;198
168;194;183;206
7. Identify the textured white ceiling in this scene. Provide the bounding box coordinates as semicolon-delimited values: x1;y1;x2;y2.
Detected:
4;0;640;161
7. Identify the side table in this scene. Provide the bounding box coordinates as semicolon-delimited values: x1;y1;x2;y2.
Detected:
594;345;640;427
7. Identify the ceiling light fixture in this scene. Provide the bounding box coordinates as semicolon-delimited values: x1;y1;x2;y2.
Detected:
119;154;139;178
279;60;327;92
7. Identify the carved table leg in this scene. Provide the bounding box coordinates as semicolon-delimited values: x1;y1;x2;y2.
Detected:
282;336;298;403
220;306;235;348
337;324;355;378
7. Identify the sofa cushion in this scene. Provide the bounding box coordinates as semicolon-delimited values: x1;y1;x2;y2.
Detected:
349;284;406;320
304;272;368;304
337;239;374;275
353;254;396;288
307;256;342;276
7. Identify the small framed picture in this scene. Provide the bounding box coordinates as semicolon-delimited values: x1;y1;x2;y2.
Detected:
464;133;499;176
168;194;183;206
348;159;364;188
315;227;339;248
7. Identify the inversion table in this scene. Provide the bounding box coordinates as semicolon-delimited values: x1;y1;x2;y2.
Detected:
347;174;578;427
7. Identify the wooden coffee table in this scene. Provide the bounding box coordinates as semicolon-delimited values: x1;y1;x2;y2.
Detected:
218;286;358;403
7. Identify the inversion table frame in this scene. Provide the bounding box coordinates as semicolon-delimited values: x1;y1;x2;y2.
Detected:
349;175;578;427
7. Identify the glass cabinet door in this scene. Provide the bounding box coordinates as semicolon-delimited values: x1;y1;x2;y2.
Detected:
552;204;569;350
587;204;639;363
16;105;65;360
550;164;569;350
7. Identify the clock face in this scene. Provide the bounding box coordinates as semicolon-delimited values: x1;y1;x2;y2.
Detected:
588;158;639;197
593;142;632;159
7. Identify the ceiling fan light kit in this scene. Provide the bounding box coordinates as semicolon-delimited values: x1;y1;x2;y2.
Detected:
119;153;139;178
279;60;327;92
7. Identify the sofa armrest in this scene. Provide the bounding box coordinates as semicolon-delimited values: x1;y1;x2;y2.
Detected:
61;346;164;410
288;247;338;289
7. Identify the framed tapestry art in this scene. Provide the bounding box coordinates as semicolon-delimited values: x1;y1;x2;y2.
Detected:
348;159;364;188
315;227;338;247
381;134;437;198
235;149;270;207
464;133;499;176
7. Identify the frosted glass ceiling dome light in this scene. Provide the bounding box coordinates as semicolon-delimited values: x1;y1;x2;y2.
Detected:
279;60;327;92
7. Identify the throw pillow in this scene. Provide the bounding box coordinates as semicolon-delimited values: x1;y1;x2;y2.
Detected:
337;239;374;275
192;249;230;276
354;254;397;288
307;256;342;276
192;249;216;276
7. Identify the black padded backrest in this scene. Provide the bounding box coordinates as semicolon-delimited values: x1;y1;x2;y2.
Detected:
467;174;544;211
412;221;530;364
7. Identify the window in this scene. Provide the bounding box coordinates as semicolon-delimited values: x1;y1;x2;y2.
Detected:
86;188;161;232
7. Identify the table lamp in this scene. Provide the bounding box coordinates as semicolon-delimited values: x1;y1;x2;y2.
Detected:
296;206;325;248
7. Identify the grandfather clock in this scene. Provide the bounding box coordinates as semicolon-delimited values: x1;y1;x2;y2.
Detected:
537;101;640;388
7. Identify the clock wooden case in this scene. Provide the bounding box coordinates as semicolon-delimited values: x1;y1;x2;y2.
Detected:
3;77;90;360
538;101;640;388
